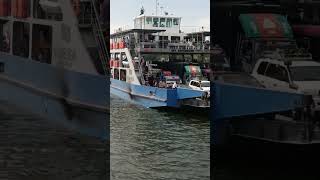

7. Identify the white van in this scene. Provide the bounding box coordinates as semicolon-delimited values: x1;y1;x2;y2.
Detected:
189;80;210;93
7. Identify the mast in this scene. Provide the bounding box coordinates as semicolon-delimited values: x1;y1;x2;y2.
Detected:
156;0;159;15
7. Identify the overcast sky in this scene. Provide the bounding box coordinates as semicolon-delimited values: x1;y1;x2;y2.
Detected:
110;0;210;33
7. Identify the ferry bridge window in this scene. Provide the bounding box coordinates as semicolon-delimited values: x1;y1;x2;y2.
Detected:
34;0;63;21
146;17;152;25
13;22;29;58
184;54;192;62
160;18;166;27
153;17;159;27
171;36;180;43
32;24;52;64
166;18;172;27
169;54;183;62
173;18;179;26
148;35;155;42
0;20;11;53
120;69;126;81
114;68;119;80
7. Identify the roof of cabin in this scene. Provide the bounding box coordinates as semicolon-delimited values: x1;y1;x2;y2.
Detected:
110;29;166;38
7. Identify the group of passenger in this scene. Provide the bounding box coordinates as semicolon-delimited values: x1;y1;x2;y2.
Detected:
145;75;177;89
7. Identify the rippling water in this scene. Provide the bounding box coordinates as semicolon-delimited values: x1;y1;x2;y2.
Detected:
1;102;108;180
110;96;210;180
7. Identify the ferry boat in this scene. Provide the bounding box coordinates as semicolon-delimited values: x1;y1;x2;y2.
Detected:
110;8;211;108
0;0;108;140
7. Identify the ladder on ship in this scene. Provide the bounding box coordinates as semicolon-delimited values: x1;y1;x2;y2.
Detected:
90;0;109;76
78;0;109;76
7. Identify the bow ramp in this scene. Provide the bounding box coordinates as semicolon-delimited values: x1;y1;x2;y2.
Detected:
211;82;317;146
176;87;205;100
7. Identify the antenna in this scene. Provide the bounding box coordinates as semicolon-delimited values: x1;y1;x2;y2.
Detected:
140;6;145;15
155;0;159;15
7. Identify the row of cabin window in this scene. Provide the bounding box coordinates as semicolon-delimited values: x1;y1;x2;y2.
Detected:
0;0;63;21
111;53;127;61
0;21;52;64
145;17;179;28
113;69;127;81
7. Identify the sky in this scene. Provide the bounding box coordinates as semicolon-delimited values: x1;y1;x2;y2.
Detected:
110;0;210;33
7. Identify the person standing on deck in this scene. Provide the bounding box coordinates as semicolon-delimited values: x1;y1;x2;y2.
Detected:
172;81;177;89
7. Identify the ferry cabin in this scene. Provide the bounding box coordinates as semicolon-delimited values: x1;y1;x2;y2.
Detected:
110;31;211;87
133;14;184;43
0;0;108;75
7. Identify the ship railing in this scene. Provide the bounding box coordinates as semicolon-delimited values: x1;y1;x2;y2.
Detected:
132;40;210;50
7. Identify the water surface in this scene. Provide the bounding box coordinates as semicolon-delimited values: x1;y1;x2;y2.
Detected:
111;96;210;180
1;102;108;180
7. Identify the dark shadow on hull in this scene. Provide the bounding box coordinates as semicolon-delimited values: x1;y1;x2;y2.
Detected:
214;136;320;180
155;106;209;118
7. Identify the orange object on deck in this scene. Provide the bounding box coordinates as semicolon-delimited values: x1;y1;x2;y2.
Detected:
0;0;10;16
119;41;125;49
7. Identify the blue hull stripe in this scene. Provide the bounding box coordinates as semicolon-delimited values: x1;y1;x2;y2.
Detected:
0;54;108;140
111;79;205;108
111;85;167;102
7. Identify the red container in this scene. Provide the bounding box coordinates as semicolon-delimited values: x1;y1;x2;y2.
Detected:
163;71;172;76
